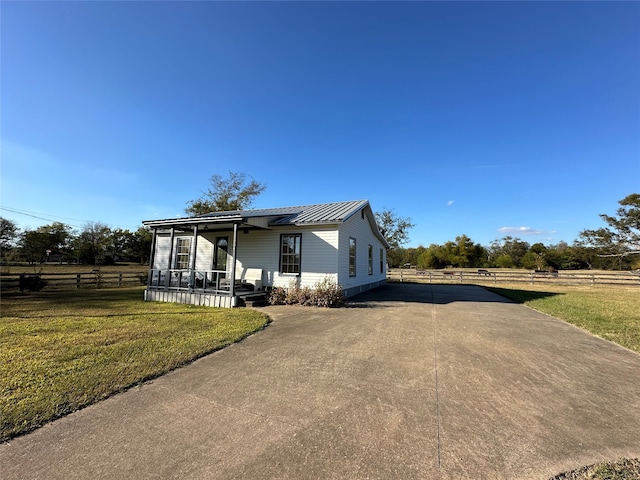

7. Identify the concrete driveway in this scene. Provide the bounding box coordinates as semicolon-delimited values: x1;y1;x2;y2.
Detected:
1;283;639;479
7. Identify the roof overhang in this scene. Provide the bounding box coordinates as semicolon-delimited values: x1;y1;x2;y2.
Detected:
142;215;270;232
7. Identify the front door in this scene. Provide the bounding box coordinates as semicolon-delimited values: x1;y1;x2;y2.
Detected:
214;236;228;272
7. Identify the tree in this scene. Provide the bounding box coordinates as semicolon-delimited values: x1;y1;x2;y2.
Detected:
546;242;589;270
73;222;112;265
522;243;547;270
185;171;266;216
451;234;486;267
122;227;153;264
488;236;530;268
374;208;415;250
578;193;640;265
417;244;447;269
0;217;19;250
19;222;73;264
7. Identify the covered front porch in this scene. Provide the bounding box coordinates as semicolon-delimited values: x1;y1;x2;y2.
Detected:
144;267;265;308
143;214;270;308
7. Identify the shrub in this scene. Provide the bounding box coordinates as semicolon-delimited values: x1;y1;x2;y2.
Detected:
313;277;345;307
267;286;287;305
267;277;345;308
19;274;48;292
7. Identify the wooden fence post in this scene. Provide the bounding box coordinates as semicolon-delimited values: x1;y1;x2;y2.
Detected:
76;274;81;289
119;273;123;287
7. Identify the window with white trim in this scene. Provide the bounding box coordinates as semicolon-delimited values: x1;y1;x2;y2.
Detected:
280;234;302;274
175;238;191;270
380;248;384;273
368;244;373;275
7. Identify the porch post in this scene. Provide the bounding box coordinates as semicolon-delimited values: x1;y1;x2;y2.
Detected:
190;225;199;289
229;223;238;299
166;227;175;291
146;228;157;287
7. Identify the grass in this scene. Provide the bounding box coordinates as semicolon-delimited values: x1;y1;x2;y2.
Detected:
486;284;640;354
549;458;640;480
0;287;270;441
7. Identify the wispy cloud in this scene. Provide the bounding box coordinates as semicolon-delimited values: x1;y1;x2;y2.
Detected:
447;200;455;206
497;226;556;236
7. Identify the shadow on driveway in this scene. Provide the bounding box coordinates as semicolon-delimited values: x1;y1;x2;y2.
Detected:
349;282;560;306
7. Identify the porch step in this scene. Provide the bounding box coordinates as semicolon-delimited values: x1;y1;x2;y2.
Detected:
239;292;269;308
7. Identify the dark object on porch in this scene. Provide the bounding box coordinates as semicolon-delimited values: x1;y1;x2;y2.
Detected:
219;279;255;292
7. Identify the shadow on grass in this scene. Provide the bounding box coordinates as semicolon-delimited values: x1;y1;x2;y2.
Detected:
484;286;563;304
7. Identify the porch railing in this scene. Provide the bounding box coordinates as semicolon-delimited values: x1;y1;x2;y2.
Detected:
147;269;229;294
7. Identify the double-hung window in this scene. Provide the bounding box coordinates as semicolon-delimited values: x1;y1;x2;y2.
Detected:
175;238;191;270
280;234;302;274
349;237;356;277
368;245;373;275
380;248;384;273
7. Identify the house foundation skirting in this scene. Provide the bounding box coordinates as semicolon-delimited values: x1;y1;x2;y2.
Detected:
144;290;236;308
343;279;386;299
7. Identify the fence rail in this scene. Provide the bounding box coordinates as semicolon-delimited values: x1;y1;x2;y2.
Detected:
387;269;640;287
0;271;147;292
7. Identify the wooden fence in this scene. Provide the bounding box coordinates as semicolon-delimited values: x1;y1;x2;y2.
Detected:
387;269;640;287
0;271;148;292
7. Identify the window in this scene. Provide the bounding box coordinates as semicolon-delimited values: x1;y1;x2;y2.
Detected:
175;238;191;270
349;237;356;277
280;234;302;274
368;245;373;275
380;248;384;273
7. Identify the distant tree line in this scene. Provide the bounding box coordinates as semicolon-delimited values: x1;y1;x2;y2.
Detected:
386;193;640;272
386;235;634;271
0;219;152;266
3;183;636;272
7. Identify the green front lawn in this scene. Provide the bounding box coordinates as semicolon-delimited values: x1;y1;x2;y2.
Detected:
0;287;270;441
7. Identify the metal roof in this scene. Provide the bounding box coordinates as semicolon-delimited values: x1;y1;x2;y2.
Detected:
142;200;389;247
271;200;368;225
195;200;369;225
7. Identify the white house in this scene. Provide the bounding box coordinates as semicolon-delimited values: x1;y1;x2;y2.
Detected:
142;200;389;307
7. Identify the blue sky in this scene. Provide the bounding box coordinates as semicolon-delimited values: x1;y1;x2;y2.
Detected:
2;1;639;247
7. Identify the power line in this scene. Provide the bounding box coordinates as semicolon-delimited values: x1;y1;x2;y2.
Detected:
0;206;141;230
1;206;85;227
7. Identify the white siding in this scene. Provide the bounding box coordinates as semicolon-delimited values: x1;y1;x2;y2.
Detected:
195;234;215;270
232;226;339;290
153;234;171;269
294;226;339;288
152;232;215;270
337;208;387;296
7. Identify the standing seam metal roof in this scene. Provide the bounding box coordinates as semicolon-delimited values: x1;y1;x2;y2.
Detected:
271;200;368;225
142;199;389;248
